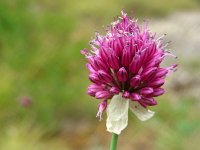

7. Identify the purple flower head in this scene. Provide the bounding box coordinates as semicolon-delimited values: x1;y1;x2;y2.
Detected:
81;11;177;121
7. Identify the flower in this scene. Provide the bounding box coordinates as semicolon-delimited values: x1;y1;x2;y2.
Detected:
19;96;32;107
81;11;177;135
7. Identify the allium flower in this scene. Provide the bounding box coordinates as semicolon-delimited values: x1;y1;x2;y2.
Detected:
81;11;177;135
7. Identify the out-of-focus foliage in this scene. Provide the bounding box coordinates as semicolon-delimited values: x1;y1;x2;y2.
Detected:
0;0;200;149
0;123;70;150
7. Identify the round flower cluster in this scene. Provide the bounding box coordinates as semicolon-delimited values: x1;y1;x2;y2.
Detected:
81;11;177;121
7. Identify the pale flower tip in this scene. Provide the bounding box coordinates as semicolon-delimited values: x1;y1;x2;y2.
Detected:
80;48;90;57
121;10;127;18
96;100;107;121
96;112;103;121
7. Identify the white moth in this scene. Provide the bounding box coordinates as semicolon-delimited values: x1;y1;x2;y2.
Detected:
106;94;154;135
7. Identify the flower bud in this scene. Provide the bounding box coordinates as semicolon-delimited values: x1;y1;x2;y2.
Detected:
95;91;111;99
130;38;136;55
129;54;141;74
148;78;165;87
140;49;148;63
87;89;96;96
122;91;130;99
98;70;113;83
141;97;157;106
141;67;157;81
87;84;104;96
122;48;131;67
94;57;109;71
130;75;141;87
108;53;120;69
140;87;154;95
89;73;101;84
110;86;120;94
152;88;165;97
86;63;96;73
113;38;123;56
88;57;98;70
100;47;109;61
144;58;156;70
149;42;156;56
130;93;141;101
155;68;168;78
96;100;107;121
117;67;128;82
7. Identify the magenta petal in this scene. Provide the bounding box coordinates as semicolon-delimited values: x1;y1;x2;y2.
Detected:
152;88;165;97
117;67;128;82
149;42;156;56
110;86;120;94
148;78;165;87
130;75;141;87
88;57;98;71
98;100;107;112
108;53;120;69
141;97;157;106
86;63;96;73
121;48;131;67
129;54;141;74
113;38;123;56
130;38;136;55
87;89;96;96
95;91;111;99
88;84;104;96
130;93;141;101
94;57;109;71
143;58;156;70
140;87;154;95
89;73;101;84
88;84;104;91
140;49;148;63
99;47;109;61
122;91;130;99
96;100;107;120
155;68;168;78
141;67;157;81
98;70;113;83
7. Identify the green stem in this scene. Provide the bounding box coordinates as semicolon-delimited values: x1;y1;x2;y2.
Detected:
110;133;119;150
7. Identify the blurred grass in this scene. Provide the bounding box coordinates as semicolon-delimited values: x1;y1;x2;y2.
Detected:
0;0;200;149
0;123;70;150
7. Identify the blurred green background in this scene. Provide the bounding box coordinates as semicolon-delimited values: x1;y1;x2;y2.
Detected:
0;0;200;149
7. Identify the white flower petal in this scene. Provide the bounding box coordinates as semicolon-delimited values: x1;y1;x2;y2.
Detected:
106;94;129;135
129;101;155;121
